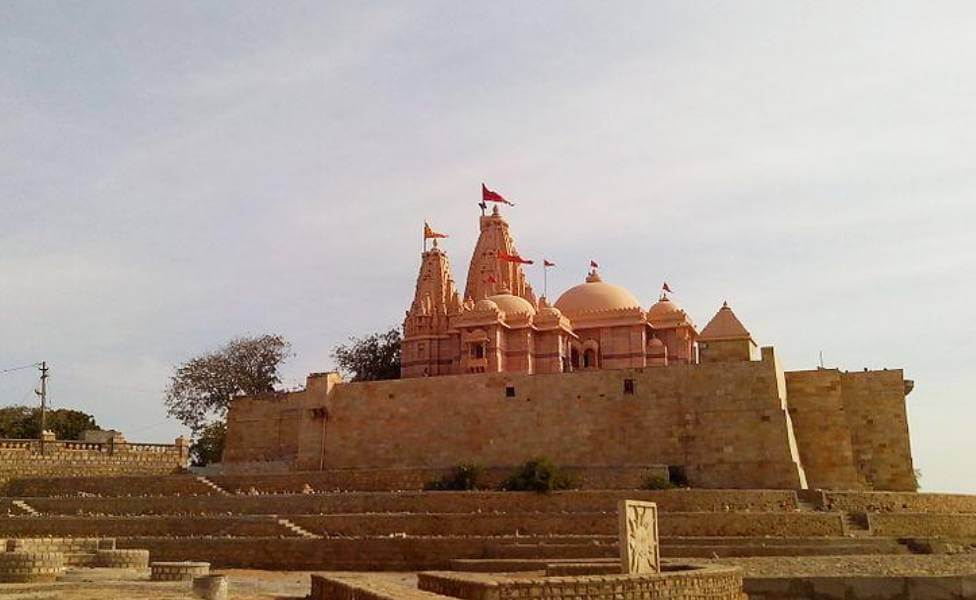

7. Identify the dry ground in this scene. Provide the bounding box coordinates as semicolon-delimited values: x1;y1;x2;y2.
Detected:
1;557;975;598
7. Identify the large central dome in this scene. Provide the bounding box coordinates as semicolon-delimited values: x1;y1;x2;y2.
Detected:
554;272;642;317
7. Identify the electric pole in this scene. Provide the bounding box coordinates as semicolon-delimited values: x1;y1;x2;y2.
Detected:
37;362;48;449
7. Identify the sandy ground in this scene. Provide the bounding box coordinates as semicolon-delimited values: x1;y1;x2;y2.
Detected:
2;557;975;598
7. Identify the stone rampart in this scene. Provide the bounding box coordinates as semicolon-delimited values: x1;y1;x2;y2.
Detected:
819;491;976;514
0;437;188;491
226;350;808;490
17;489;799;517
867;513;976;537
213;465;669;492
3;474;212;497
0;516;290;538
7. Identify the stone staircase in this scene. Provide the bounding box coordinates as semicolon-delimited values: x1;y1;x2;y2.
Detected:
841;512;872;537
11;500;39;516
195;475;231;496
276;517;322;539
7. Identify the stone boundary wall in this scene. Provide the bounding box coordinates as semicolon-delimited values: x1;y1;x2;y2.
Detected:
212;465;669;492
286;511;844;538
119;536;490;570
3;474;214;498
226;354;808;490
416;566;744;600
819;491;976;514
0;516;290;538
0;438;188;490
5;537;113;554
0;511;844;539
17;489;799;517
744;574;976;600
310;573;446;600
867;513;976;537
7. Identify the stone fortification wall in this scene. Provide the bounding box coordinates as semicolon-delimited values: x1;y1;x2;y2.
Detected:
3;474;212;498
20;489;798;517
212;465;668;492
0;437;188;490
226;348;807;490
840;370;916;491
0;510;844;539
819;491;976;514
784;369;915;492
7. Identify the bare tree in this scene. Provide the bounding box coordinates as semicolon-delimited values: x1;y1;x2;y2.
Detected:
164;334;291;434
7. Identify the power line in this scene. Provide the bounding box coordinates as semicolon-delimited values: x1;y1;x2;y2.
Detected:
0;363;41;375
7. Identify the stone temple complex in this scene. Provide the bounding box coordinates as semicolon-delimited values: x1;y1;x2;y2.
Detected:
220;206;918;492
2;199;974;600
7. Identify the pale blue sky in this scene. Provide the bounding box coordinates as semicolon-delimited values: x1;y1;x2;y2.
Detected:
1;2;974;492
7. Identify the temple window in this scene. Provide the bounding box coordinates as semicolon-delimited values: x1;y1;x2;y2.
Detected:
623;379;635;395
571;348;580;369
583;348;597;369
505;386;516;398
470;342;485;359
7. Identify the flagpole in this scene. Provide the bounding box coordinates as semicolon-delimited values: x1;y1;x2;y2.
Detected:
544;265;548;299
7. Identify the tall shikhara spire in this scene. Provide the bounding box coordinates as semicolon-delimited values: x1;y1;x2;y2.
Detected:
404;241;461;339
463;206;537;305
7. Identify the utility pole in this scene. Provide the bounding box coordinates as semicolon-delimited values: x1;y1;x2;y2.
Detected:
37;362;48;452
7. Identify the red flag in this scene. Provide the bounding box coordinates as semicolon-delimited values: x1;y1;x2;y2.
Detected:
498;251;534;265
662;281;673;294
423;221;448;240
482;183;515;206
543;259;555;267
590;260;599;269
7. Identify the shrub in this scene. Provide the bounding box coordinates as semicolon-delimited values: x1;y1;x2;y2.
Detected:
500;458;576;493
641;475;676;490
424;463;486;491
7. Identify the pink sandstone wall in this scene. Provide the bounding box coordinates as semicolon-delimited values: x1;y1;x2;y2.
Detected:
226;347;806;489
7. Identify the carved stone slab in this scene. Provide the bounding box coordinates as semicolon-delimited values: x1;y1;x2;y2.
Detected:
618;499;660;574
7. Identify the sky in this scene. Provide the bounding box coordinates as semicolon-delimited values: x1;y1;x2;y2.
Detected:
1;2;974;493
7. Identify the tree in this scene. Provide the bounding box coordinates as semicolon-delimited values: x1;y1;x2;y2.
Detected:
330;327;401;381
164;334;291;435
0;406;99;440
189;421;226;467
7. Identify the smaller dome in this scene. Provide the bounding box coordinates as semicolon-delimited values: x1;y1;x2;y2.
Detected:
472;297;499;312
537;305;563;320
647;296;685;323
648;337;664;347
487;292;536;316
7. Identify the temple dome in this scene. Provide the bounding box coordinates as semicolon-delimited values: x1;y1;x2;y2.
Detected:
554;272;641;317
472;297;499;312
487;292;536;316
647;296;685;324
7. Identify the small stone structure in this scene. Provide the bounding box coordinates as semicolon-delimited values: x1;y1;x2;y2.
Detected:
192;574;228;600
150;561;210;581
95;548;149;569
0;433;188;486
0;551;65;583
619;499;660;575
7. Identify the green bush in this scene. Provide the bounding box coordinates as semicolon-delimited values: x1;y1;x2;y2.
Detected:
424;463;486;491
641;475;676;490
500;458;576;493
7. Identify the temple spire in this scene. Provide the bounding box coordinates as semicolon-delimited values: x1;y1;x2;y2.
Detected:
463;206;536;304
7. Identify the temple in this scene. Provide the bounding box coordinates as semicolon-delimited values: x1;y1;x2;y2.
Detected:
222;201;918;492
402;205;711;378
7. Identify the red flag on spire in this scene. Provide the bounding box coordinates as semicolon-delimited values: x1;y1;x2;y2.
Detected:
662;282;673;293
590;260;599;269
482;183;515;206
498;251;534;265
544;259;555;267
423;221;448;239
